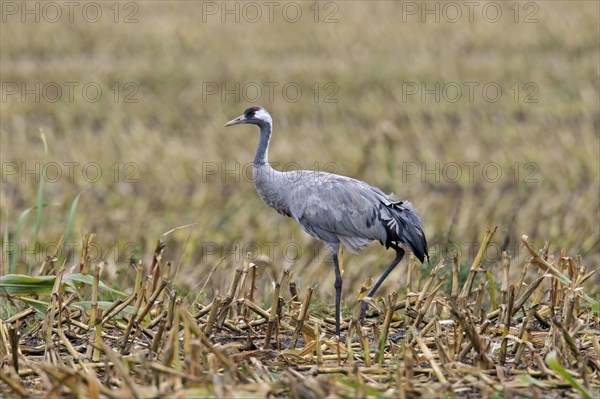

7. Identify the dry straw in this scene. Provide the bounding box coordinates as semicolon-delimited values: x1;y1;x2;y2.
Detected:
0;228;598;397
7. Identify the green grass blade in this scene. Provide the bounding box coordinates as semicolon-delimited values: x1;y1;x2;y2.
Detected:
546;351;593;399
66;274;128;298
71;301;136;315
0;273;128;297
9;207;34;274
0;274;58;295
486;270;498;311
18;297;50;315
34;130;49;243
62;191;82;257
2;219;9;274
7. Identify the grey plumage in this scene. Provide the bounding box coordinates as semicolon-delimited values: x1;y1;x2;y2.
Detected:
255;167;427;261
225;106;429;336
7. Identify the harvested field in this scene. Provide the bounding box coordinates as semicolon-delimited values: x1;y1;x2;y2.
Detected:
1;229;599;397
1;1;599;397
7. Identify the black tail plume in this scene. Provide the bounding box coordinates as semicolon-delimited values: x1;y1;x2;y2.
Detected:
383;201;429;263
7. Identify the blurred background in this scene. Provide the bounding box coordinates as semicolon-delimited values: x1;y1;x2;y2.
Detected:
1;1;599;301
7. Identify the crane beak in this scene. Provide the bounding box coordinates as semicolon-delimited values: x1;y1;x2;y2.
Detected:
224;114;246;127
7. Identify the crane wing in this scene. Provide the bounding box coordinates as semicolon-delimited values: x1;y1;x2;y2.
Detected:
286;171;426;261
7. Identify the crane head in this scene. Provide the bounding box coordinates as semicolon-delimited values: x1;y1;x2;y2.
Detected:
224;106;272;127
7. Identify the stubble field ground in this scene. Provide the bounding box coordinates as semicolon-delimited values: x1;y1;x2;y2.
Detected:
1;1;599;397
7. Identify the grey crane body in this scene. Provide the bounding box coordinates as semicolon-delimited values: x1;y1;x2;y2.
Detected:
255;165;426;259
226;106;428;336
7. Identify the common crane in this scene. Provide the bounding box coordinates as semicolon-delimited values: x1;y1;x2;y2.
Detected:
225;106;429;336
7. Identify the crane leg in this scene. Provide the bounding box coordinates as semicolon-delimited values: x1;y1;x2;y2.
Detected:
331;252;343;336
360;244;405;321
